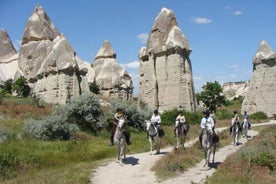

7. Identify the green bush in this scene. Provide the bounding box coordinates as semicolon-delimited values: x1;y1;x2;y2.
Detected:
0;152;21;179
24;116;79;141
250;111;268;120
89;81;100;94
161;109;201;126
216;109;233;120
110;98;152;131
66;93;107;134
0;128;16;143
12;76;30;97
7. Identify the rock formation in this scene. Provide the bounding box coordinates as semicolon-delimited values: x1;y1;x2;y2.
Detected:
241;40;276;117
93;40;133;100
0;29;20;85
139;7;196;112
222;81;249;100
18;5;93;104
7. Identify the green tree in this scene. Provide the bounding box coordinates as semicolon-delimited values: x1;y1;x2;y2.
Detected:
12;76;30;97
197;81;226;112
89;81;100;94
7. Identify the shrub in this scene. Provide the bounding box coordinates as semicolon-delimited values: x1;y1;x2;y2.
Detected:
161;109;201;126
66;93;107;134
0;128;16;143
0;152;21;179
89;81;100;94
110;98;152;131
250;111;268;120
12;76;30;97
24;116;79;141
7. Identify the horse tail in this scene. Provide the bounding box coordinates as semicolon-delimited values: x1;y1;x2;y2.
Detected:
158;129;165;137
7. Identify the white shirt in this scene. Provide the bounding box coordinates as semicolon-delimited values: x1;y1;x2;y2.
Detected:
200;116;214;129
151;114;161;125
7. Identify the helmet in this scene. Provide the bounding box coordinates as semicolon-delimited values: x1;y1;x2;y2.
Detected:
154;109;158;114
203;109;210;115
233;110;237;114
116;108;122;113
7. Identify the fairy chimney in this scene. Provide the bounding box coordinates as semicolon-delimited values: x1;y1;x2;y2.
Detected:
241;40;276;117
139;7;196;112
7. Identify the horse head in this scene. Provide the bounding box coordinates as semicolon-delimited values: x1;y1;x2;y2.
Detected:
117;117;125;130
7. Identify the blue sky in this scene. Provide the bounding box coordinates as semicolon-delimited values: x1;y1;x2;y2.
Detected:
1;0;276;94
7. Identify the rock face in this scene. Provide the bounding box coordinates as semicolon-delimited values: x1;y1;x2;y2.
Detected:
18;5;92;104
241;40;276;117
0;29;20;85
93;40;133;100
139;8;196;112
222;81;249;100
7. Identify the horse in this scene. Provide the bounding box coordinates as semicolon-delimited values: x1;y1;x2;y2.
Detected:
175;120;189;149
146;120;164;155
232;121;240;146
202;122;216;168
113;116;127;165
242;118;249;139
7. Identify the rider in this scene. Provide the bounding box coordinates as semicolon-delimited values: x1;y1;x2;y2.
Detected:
199;109;218;149
147;109;161;138
243;111;251;129
109;108;131;146
229;110;241;135
174;111;187;137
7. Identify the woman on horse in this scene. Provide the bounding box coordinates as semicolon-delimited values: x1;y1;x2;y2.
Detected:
174;111;186;137
147;109;161;138
109;108;131;146
229;110;242;135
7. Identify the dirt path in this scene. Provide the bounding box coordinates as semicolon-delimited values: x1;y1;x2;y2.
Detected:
91;121;276;184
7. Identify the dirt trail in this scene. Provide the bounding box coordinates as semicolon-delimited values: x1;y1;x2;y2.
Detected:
91;121;276;184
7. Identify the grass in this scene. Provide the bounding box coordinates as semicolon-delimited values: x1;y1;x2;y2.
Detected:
206;125;276;184
0;96;274;183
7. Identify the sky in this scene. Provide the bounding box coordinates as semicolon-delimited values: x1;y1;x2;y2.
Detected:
1;0;276;94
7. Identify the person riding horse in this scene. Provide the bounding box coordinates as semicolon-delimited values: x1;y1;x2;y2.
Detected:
199;109;219;149
174;111;188;137
147;109;161;138
229;110;242;135
109;108;131;146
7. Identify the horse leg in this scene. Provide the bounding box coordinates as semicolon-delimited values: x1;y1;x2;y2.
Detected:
176;136;179;149
212;146;216;164
203;150;208;167
149;138;153;155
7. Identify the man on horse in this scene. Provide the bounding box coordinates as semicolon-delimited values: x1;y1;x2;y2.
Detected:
199;109;219;149
109;108;131;146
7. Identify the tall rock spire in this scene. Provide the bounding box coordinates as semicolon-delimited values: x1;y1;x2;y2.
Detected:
93;40;133;100
18;5;92;104
242;40;276;117
0;28;17;60
22;5;60;45
139;7;196;112
0;28;19;85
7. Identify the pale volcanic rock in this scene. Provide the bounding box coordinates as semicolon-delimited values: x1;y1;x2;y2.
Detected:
242;40;276;117
93;40;133;100
139;7;196;112
18;5;92;104
0;29;20;85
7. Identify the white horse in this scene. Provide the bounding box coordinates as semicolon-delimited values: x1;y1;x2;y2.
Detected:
175;120;189;149
202;123;216;168
232;122;240;146
146;120;163;155
242;118;249;139
113;117;127;165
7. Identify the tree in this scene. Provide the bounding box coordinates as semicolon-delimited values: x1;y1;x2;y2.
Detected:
197;81;226;112
12;76;30;97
